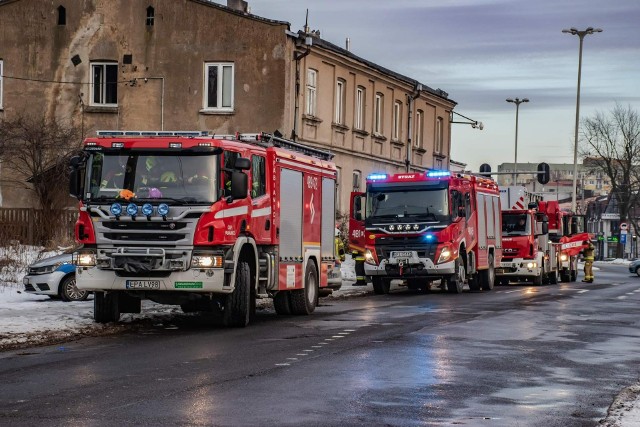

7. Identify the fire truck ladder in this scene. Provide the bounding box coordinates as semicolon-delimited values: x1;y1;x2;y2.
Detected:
228;132;334;161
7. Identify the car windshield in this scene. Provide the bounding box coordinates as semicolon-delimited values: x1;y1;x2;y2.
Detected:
502;213;531;236
86;153;219;203
365;187;449;223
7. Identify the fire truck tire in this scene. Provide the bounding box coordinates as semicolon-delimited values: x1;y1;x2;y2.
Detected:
570;269;577;282
560;269;570;282
290;260;318;315
94;291;120;323
480;255;495;290
372;277;391;294
446;258;465;294
223;261;251;327
533;272;543;286
273;292;292;315
548;270;558;284
468;275;480;291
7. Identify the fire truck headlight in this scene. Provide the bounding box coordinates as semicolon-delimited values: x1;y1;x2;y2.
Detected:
126;203;138;216
192;255;223;268
389;225;395;231
110;203;123;216
437;248;452;264
157;203;170;216
527;262;536;269
141;203;154;216
560;254;568;262
364;249;376;265
413;224;419;230
74;252;96;267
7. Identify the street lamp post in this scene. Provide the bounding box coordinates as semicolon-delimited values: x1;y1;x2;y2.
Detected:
563;26;602;213
506;97;529;186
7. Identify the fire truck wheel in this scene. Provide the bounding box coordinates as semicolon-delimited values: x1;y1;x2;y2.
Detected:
533;272;543;286
548;270;558;284
223;261;251;327
94;291;120;323
273;291;292;315
560;269;571;282
480;254;495;291
570;269;577;282
290;260;318;315
446;258;465;294
468;275;480;291
372;277;391;294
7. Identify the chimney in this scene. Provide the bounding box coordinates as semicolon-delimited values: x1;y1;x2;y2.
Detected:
345;37;351;51
227;0;249;13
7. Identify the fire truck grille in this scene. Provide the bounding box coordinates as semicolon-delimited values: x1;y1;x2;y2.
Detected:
102;221;188;231
103;232;185;242
375;236;438;260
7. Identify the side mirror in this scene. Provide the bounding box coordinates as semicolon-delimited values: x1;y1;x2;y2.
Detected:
234;157;251;171
230;171;248;200
355;212;362;221
68;155;84;199
354;196;362;212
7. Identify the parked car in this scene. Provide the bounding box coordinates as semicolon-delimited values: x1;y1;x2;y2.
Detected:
22;252;89;301
628;259;640;276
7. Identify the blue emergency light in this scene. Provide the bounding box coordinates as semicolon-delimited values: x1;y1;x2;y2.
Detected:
426;170;451;177
367;173;388;181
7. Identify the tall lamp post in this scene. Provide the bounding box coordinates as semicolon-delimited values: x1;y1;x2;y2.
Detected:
563;26;602;213
506;97;529;185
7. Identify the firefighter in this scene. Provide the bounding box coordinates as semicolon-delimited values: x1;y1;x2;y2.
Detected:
353;250;367;286
335;228;345;263
581;239;595;283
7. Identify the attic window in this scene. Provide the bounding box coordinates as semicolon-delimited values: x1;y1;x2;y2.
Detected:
57;5;66;25
146;6;154;26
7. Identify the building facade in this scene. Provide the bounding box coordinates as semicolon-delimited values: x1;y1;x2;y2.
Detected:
0;0;456;212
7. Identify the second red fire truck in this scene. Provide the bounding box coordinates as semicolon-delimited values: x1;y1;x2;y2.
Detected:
69;131;338;327
350;171;502;294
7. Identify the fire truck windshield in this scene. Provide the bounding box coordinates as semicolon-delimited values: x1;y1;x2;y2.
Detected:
86;153;218;204
365;187;449;223
502;213;531;236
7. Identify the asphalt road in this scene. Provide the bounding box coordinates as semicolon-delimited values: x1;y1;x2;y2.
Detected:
1;264;639;426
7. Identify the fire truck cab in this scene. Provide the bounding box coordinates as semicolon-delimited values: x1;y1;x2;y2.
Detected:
69;131;338;327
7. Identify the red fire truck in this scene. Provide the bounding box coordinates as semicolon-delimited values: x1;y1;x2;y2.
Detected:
69;131;338;327
350;171;502;294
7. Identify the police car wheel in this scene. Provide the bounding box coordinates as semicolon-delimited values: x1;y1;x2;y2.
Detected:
59;275;89;302
635;266;640;277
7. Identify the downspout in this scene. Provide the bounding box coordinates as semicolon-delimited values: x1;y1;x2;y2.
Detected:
292;28;312;141
141;77;165;131
405;83;422;172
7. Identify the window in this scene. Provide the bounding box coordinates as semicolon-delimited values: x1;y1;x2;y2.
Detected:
204;62;234;111
221;150;240;196
393;101;402;140
434;158;443;169
355;86;365;130
251;155;266;198
335;78;345;124
57;5;66;25
436;116;444;153
353;170;362;190
146;6;155;26
374;93;383;135
91;62;118;106
415;109;424;147
0;60;3;109
306;69;317;116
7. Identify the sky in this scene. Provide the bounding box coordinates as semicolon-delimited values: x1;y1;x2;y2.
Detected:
237;0;640;172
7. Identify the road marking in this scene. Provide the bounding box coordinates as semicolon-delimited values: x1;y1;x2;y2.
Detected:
618;296;628;300
303;349;314;352
311;345;322;348
318;342;328;345
286;357;298;360
325;338;334;341
275;363;290;366
344;329;357;332
296;353;308;356
338;332;350;335
331;335;345;339
504;290;520;294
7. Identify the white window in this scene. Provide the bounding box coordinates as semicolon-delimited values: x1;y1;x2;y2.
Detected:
436;116;444;153
415;109;423;147
393;101;402;140
306;69;317;116
91;62;118;106
355;86;365;130
374;93;383;135
353;170;362;190
204;62;234;111
335;79;345;124
0;60;3;109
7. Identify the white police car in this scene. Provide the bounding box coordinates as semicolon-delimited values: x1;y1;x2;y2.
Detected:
22;253;89;301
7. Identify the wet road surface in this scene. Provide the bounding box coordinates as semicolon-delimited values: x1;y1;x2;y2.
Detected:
1;264;639;426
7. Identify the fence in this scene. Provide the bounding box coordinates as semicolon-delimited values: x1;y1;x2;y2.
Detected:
0;208;76;245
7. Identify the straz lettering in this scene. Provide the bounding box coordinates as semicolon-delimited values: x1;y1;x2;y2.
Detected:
307;176;318;190
397;174;416;179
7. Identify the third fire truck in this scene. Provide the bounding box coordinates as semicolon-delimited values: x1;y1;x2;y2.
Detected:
350;171;502;294
69;131;337;327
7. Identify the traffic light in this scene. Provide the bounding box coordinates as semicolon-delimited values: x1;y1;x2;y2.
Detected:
537;162;550;184
479;163;491;178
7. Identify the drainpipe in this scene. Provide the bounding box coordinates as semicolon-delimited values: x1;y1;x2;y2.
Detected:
405;83;422;172
141;77;165;130
292;35;312;141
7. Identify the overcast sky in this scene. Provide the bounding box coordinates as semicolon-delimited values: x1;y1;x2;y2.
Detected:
236;0;640;172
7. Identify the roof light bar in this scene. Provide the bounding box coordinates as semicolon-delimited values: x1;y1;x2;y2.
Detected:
367;173;388;181
426;170;451;177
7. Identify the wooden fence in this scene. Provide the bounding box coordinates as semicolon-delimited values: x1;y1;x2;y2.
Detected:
0;208;76;245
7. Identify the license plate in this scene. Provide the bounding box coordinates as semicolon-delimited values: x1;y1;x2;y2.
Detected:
126;280;160;290
391;251;413;258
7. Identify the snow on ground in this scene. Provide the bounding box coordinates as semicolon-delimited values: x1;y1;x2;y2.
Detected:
1;247;638;425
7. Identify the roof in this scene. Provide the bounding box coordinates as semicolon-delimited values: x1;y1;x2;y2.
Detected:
294;31;454;104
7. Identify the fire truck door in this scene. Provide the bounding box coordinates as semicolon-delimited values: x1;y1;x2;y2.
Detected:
349;192;366;253
249;155;270;244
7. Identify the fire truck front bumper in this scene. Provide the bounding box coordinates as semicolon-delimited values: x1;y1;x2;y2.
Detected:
75;266;230;293
496;260;541;277
364;256;456;278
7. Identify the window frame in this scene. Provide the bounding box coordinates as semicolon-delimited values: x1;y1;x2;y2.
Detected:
90;62;118;107
415;109;424;148
355;86;365;130
374;93;383;135
203;62;235;112
353;169;362;191
306;68;317;116
392;100;402;141
335;78;346;124
146;6;155;26
0;60;3;109
251;155;267;198
57;5;66;25
436;116;444;153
